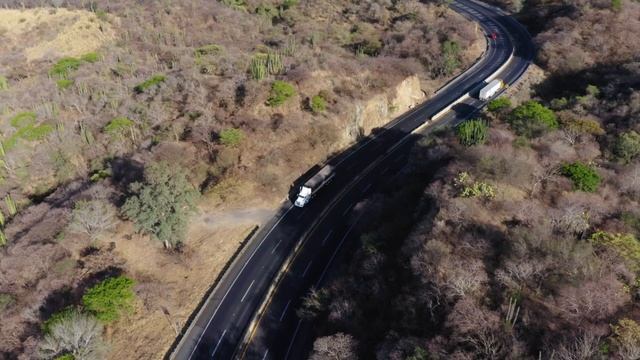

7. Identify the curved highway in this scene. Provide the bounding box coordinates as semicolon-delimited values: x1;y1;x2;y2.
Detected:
170;1;534;359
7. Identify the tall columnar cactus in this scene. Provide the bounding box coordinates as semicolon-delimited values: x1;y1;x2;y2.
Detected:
283;36;297;57
266;51;283;75
250;56;267;81
80;122;94;145
505;297;520;329
5;194;17;216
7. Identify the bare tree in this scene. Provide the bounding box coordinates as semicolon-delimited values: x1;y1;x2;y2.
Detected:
552;332;601;360
530;164;560;195
68;199;118;240
550;205;590;237
310;333;358;360
38;311;107;360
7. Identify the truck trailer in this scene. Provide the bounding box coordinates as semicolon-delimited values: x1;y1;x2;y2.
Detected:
294;165;335;207
479;79;504;101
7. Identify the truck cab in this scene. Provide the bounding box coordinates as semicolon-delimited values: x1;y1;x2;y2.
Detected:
293;165;335;208
294;186;313;207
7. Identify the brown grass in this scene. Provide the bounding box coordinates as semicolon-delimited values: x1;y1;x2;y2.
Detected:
0;8;115;61
107;216;258;359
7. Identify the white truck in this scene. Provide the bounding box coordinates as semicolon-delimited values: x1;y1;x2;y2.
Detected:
294;165;335;207
479;79;504;101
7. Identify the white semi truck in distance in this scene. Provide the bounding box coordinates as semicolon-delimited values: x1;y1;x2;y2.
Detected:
294;165;335;207
479;79;504;101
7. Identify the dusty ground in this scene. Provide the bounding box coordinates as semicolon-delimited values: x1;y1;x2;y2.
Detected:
107;202;276;360
0;8;115;62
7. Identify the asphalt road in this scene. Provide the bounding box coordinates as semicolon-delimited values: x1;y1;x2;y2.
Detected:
170;1;533;359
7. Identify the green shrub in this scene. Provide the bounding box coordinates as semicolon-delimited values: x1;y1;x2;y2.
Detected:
591;232;640;271
80;52;101;63
122;162;200;248
508;100;558;138
407;347;430;360
550;97;569;110
194;44;223;57
585;84;600;97
20;124;54;141
10;112;37;128
54;354;75;360
456;119;488;146
256;4;278;19
461;181;495;198
615;131;640;163
49;57;83;78
310;95;327;114
219;128;244;147
0;293;14;313
612;0;622;11
612;319;640;353
561;117;604;136
56;79;74;90
355;38;383;57
454;172;495;199
134;74;166;93
281;0;299;10
42;307;76;334
441;40;461;75
487;97;511;112
104;117;134;136
561;162;600;192
622;212;640;237
95;9;109;21
82;276;136;323
0;75;8;90
220;0;247;11
3;114;55;150
266;80;295;107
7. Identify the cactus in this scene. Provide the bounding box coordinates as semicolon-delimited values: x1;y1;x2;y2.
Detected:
250;56;267;81
0;229;6;246
505;297;520;329
266;51;283;75
283;36;297;57
80;122;94;145
0;211;4;227
5;194;16;216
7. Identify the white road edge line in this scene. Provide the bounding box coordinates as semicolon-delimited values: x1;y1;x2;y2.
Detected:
284;320;303;360
315;217;361;288
302;261;313;278
279;300;292;322
241;280;255;303
262;349;269;360
321;230;333;246
187;206;293;359
271;238;284;254
361;183;372;193
342;206;352;216
211;329;227;358
284;216;363;360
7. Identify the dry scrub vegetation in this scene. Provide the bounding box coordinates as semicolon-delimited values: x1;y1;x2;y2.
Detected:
307;0;640;358
0;0;482;358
